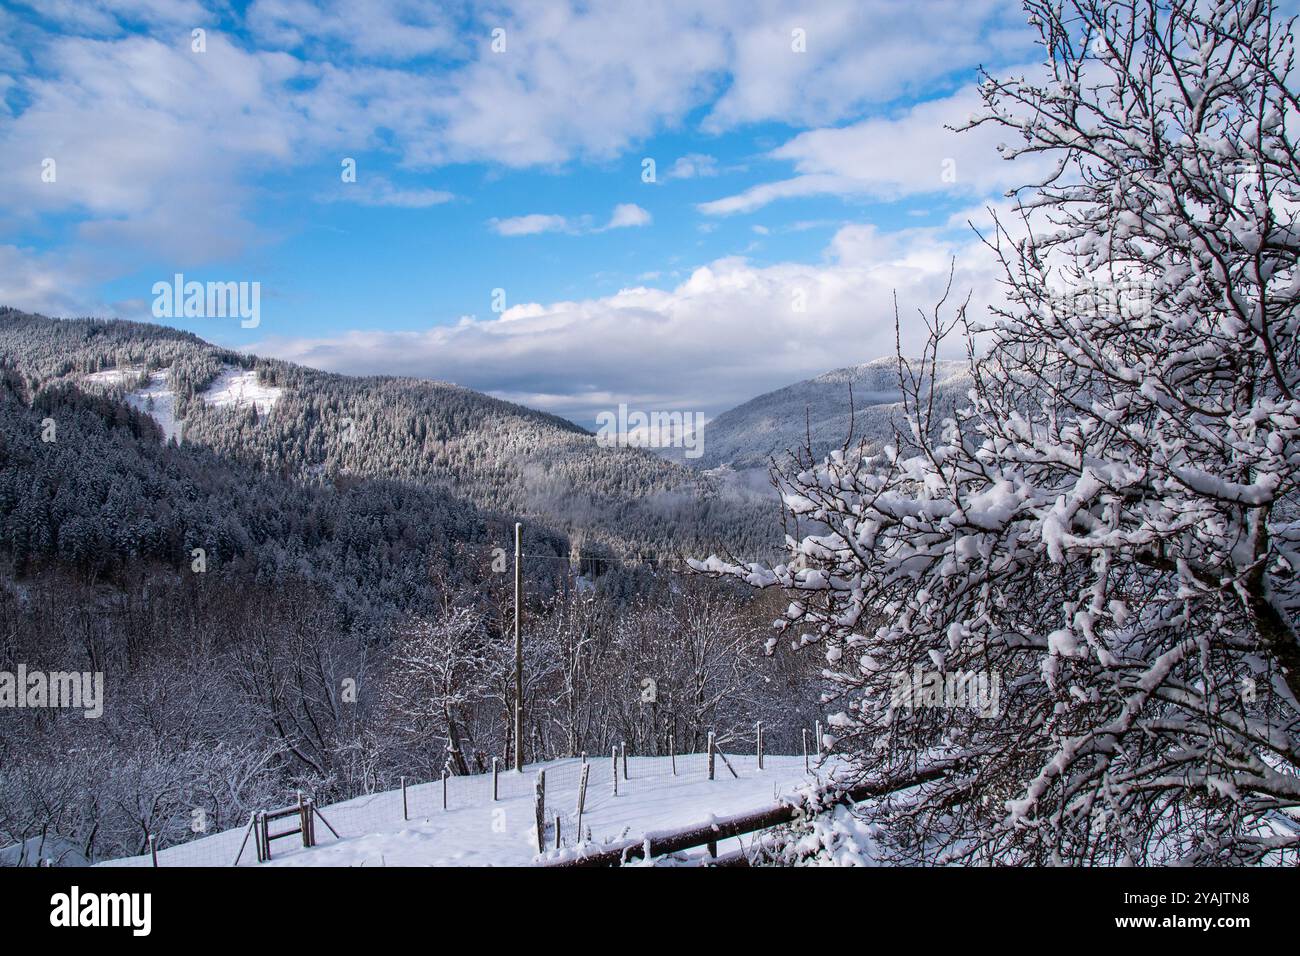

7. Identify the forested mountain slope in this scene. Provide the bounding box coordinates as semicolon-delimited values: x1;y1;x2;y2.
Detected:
0;309;780;561
680;356;971;471
0;368;556;624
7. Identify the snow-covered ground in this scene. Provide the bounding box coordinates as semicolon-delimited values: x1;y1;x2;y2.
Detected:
85;367;183;442
201;366;282;415
83;367;144;388
0;833;90;867
101;754;833;867
79;364;281;442
128;371;182;442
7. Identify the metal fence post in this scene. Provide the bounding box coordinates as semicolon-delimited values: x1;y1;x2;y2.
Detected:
576;762;590;841
492;757;499;801
707;731;715;780
611;746;619;795
401;776;408;820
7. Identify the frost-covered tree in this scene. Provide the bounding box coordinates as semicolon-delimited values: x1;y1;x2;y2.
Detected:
696;0;1300;864
381;607;495;777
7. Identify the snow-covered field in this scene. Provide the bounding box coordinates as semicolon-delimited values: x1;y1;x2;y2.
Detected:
80;364;281;441
85;368;183;442
201;366;282;415
102;754;831;867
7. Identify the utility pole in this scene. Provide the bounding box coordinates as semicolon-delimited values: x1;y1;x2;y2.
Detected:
514;521;524;772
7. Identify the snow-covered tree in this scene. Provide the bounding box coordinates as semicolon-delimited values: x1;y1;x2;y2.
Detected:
696;0;1300;864
381;607;494;777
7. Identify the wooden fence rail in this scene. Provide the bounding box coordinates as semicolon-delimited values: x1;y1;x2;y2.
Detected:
540;766;949;867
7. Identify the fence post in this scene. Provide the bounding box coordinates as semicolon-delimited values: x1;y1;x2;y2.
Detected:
670;735;676;776
302;799;315;848
576;763;590;841
621;741;628;780
534;769;547;852
803;728;810;773
756;720;764;770
611;746;619;795
815;720;823;755
492;758;499;801
401;776;408;820
554;814;562;851
707;732;715;780
442;767;449;810
148;834;158;868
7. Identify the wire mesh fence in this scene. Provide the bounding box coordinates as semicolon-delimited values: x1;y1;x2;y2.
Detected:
100;722;830;866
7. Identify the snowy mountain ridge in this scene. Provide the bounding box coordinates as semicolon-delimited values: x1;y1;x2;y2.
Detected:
675;356;972;472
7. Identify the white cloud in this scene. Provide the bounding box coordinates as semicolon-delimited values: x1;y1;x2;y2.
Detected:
490;204;650;237
12;0;208;35
702;0;1026;130
0;32;313;262
490;213;571;237
700;83;1044;215
666;153;719;179
320;175;454;208
254;222;1002;423
603;203;651;230
299;1;1032;169
246;0;460;61
0;244;120;318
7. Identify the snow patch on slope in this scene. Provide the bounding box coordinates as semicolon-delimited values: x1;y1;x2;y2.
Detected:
202;366;282;415
129;371;182;442
81;364;282;442
84;367;182;442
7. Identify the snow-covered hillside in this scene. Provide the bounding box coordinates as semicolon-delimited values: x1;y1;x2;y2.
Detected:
85;367;184;441
101;754;833;867
671;357;971;472
201;366;283;415
81;363;282;441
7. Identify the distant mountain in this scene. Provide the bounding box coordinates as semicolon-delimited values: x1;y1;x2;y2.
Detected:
679;356;972;472
0;309;780;562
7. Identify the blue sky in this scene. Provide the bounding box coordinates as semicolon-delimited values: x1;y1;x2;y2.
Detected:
0;0;1044;425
